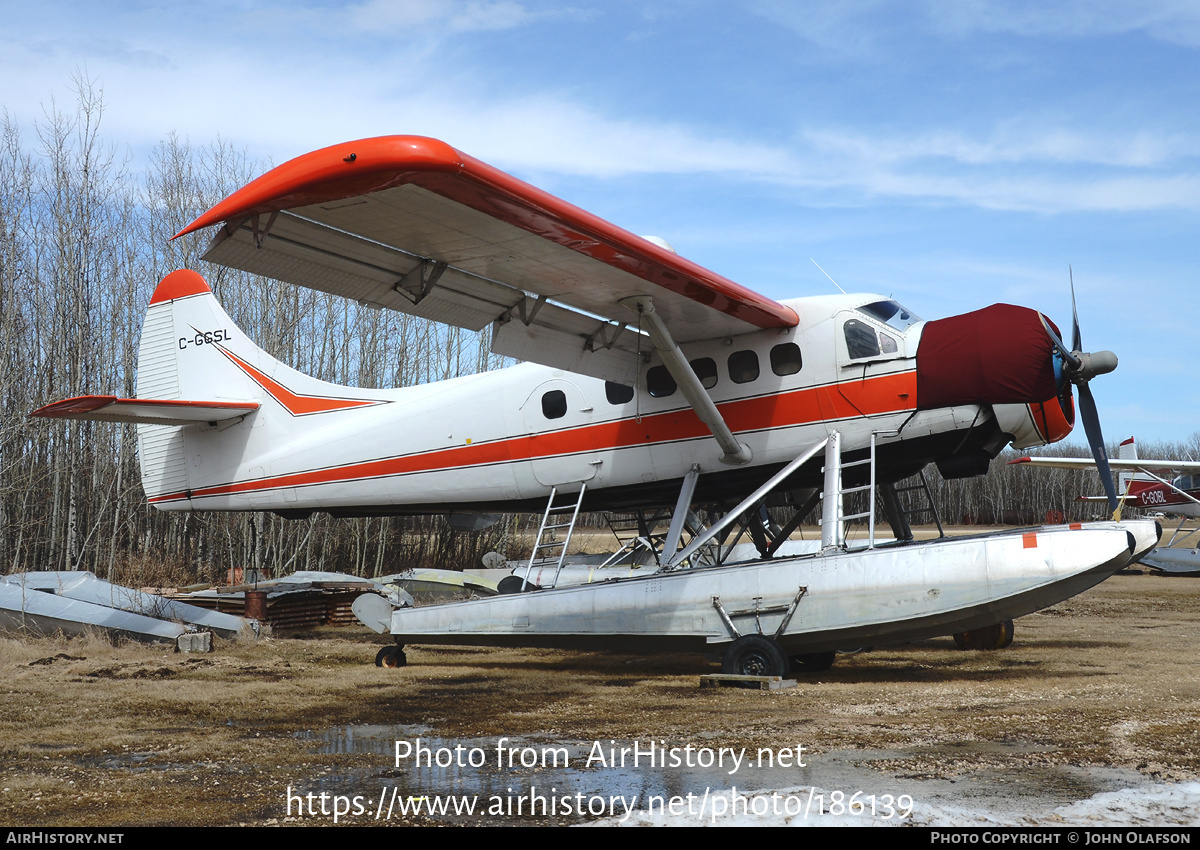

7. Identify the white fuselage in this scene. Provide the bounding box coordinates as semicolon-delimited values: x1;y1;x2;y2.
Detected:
142;292;985;514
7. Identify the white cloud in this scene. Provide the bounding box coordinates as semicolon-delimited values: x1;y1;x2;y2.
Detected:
3;1;1198;218
804;126;1188;169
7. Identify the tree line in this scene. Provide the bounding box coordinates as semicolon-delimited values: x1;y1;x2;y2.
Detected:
1;85;510;585
1;85;1194;585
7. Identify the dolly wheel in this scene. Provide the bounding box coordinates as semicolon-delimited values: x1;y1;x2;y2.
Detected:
790;651;836;673
953;621;1015;650
997;619;1015;648
722;635;789;677
375;645;407;668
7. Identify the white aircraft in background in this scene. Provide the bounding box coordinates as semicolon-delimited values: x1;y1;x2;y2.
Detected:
32;135;1148;672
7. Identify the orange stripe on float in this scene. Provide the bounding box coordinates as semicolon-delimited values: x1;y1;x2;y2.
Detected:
1023;532;1038;549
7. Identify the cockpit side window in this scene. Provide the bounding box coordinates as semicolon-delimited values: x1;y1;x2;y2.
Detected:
844;319;881;360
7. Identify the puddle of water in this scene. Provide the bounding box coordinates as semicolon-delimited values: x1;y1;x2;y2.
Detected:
288;724;1157;825
293;724;822;824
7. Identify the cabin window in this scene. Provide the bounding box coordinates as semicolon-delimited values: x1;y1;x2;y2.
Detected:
690;357;718;389
844;319;880;360
770;342;802;376
879;332;898;354
605;381;634;405
541;390;567;419
647;365;677;398
728;350;759;384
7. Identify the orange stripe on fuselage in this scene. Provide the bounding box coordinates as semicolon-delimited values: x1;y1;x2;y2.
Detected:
149;370;917;504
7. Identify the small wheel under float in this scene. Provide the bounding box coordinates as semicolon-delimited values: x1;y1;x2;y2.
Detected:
790;651;837;673
721;634;790;677
953;619;1015;650
375;645;407;668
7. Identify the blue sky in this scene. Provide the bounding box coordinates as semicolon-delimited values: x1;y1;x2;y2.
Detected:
3;0;1199;447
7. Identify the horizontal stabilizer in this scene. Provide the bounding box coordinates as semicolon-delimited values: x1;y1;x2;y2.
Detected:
31;396;259;426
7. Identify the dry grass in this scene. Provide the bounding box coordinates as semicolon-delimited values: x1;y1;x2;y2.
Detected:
2;572;1200;825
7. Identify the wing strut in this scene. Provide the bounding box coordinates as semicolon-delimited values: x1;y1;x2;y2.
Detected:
621;296;752;466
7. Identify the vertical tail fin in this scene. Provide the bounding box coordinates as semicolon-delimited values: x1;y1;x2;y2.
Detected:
35;269;390;509
1115;436;1147;496
135;269;388;505
136;270;254;501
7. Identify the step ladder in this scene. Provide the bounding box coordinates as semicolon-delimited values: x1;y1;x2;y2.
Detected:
522;484;587;588
821;431;879;550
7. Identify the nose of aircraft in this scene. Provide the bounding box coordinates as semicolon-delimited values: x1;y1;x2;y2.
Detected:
915;303;1064;412
915;300;1120;512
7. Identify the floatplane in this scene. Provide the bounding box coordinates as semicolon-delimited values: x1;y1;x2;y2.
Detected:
33;136;1157;675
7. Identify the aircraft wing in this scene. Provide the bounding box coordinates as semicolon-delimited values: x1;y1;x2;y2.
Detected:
178;136;798;385
1009;457;1200;474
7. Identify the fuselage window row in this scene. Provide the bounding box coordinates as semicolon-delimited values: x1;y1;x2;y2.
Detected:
605;343;804;407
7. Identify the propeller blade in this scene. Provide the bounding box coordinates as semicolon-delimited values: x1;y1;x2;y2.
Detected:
1069;266;1082;353
1077;382;1118;514
1038;312;1082;372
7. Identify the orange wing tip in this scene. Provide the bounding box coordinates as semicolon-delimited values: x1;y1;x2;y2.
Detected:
31;396;259;424
173;135;463;238
149;269;211;305
31;396;120;417
1007;457;1034;465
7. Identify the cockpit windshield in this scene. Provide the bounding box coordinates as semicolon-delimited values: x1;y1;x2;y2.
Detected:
858;300;921;333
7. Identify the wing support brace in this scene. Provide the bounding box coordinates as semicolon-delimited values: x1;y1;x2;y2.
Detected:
620;296;752;466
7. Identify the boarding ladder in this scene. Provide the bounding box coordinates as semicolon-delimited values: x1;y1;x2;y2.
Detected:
522;484;587;589
821;431;879;550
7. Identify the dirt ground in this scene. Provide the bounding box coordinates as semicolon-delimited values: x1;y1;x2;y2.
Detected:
3;560;1200;826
